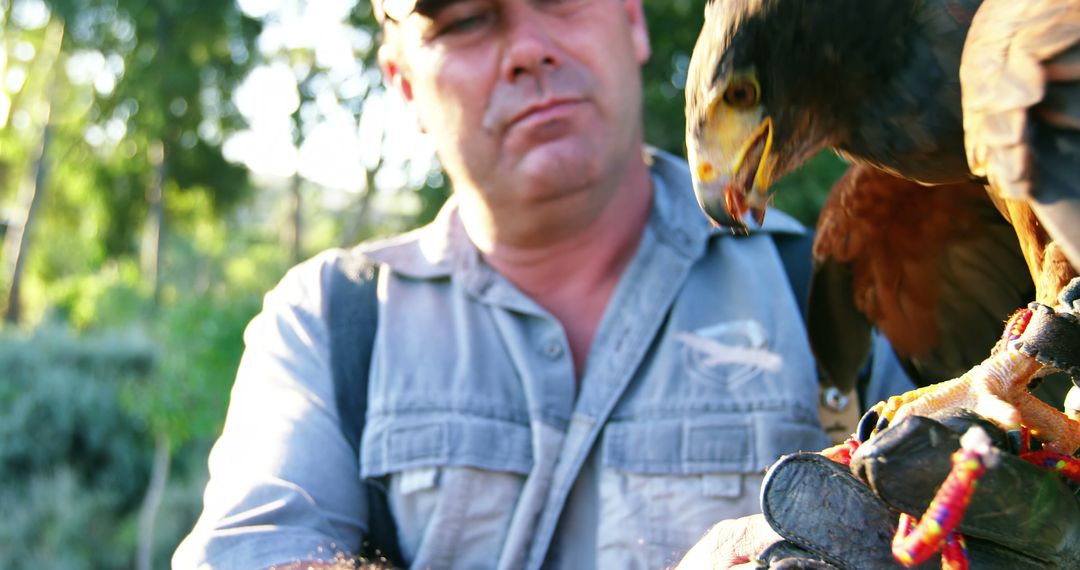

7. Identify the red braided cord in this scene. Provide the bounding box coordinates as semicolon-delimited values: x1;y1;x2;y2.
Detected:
892;447;987;566
1021;450;1080;483
942;533;969;570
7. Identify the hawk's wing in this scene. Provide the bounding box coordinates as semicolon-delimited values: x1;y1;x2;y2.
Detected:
808;165;1034;390
962;0;1080;271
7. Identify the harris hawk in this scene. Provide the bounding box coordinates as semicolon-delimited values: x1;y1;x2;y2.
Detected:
685;0;1080;451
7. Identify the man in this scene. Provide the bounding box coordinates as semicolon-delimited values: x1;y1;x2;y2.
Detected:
173;0;912;568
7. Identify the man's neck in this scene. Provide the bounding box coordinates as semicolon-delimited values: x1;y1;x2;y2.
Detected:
467;157;654;378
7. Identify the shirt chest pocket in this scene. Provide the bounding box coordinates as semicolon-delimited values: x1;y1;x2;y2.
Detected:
360;415;533;566
596;414;827;569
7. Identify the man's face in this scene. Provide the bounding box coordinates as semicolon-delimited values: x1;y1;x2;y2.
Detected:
381;0;651;210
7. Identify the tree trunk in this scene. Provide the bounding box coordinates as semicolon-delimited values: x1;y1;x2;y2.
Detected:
142;141;167;307
136;434;171;570
340;161;381;247
2;121;52;324
1;21;64;324
291;173;303;263
135;12;173;567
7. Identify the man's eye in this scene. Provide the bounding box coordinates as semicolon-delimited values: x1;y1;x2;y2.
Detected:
433;8;495;37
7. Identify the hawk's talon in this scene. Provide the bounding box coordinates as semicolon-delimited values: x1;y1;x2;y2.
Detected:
863;346;1080;454
874;413;890;435
1006;429;1025;455
1013;302;1080;378
857;301;1080;451
857;408;879;443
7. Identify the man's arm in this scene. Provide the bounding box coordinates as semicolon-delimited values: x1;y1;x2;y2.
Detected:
174;253;371;569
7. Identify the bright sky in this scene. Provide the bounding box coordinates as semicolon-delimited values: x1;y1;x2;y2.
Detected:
3;0;434;195
225;0;437;194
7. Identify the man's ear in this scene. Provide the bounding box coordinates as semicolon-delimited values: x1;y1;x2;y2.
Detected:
379;41;429;134
623;0;651;64
379;43;414;102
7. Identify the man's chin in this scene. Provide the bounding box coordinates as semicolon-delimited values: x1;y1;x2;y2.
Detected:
514;139;601;194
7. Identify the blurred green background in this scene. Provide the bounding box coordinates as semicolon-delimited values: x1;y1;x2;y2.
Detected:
0;0;843;567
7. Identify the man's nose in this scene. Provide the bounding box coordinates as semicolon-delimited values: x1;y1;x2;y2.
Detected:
500;15;559;81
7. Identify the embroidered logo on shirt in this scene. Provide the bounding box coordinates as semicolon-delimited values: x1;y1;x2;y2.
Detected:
677;319;782;389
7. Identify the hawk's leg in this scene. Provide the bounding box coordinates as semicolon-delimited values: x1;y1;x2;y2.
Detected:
866;301;1080;454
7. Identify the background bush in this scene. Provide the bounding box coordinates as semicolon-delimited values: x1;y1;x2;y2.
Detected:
0;329;153;569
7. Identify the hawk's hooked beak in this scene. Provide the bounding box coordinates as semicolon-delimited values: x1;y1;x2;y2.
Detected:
691;117;774;232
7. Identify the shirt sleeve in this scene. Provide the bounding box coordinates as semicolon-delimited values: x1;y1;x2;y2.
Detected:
173;251;370;570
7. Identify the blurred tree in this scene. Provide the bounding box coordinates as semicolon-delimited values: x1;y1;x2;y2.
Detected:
2;0;261;318
643;0;703;156
3;0;260;566
1;17;64;323
43;0;258;301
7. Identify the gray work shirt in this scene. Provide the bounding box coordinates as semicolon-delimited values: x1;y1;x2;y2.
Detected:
173;148;913;569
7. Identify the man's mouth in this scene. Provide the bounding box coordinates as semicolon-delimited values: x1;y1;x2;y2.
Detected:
506;98;583;130
482;63;597;134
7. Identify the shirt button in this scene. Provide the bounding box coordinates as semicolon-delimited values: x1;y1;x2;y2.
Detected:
543;342;564;360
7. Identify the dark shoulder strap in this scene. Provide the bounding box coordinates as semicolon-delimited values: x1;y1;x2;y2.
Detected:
327;250;379;454
771;231;814;321
325;250;404;567
772;231;863;441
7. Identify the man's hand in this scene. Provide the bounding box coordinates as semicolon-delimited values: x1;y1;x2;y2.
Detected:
673;514;781;569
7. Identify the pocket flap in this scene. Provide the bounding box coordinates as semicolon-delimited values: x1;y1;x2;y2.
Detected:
361;414;533;478
603;417;754;474
603;413;828;474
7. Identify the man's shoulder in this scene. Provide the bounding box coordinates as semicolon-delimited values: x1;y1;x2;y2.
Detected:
271;244;387;304
261;249;355;318
277;218;452;300
757;211;809;241
349;210;458;279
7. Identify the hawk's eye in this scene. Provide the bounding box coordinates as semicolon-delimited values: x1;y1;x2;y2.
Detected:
723;79;760;108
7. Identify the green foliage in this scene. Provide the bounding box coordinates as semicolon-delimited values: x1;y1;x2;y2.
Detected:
0;328;154;569
0;304;266;567
46;258;146;328
406;171;449;229
0;2;341;568
772;152;850;227
127;289;263;443
0;468;130;570
42;0;261;211
643;0;705;157
40;187;282;443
